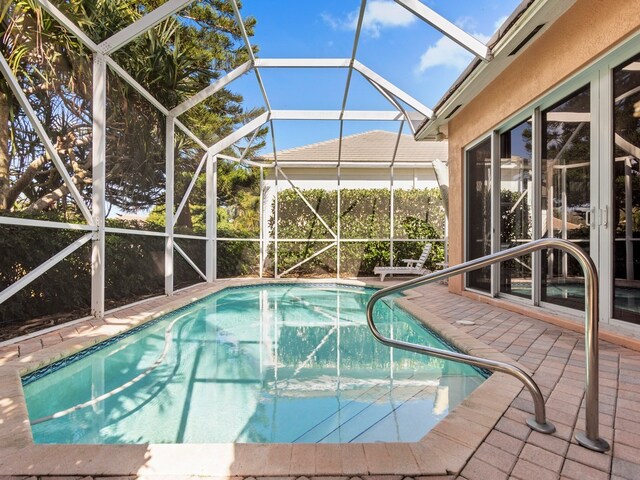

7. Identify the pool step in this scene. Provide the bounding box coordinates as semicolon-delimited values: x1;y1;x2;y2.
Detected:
296;383;431;443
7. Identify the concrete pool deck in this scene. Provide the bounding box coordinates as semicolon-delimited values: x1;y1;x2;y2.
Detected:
0;279;639;479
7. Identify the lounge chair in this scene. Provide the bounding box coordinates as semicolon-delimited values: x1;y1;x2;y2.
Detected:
374;243;432;281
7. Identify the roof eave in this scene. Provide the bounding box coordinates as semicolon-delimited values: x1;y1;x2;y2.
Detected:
415;0;576;140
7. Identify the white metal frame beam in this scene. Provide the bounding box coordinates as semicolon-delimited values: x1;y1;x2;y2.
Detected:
353;61;433;118
338;0;367;171
37;0;100;51
35;0;209;151
236;128;262;161
98;0;195;54
174;241;207;281
1;0;461;321
230;0;271;112
205;153;216;282
271;110;407;121
276;166;337;239
217;153;274;168
0;51;94;224
278;242;337;277
165;116;176;295
0;233;93;305
394;0;491;61
270;120;280;277
91;53;107;316
102;56;208;149
255;58;351;68
174;153;207;225
0;216;96;231
364;76;420;133
170;61;252;117
207;112;270;156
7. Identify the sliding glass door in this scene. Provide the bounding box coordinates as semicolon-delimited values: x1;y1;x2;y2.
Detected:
499;119;533;299
466;138;492;292
540;86;591;310
464;44;640;328
612;53;640;324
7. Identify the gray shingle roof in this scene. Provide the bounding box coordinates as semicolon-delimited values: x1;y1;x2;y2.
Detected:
261;130;447;164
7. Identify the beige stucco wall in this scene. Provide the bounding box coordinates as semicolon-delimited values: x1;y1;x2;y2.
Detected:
447;0;640;294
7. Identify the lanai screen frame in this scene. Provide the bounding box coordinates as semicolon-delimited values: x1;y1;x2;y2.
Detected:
0;0;491;321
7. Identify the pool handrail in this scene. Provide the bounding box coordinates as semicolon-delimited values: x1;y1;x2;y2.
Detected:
366;238;610;452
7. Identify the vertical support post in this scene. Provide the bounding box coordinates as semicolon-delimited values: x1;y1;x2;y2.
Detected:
390;166;394;267
491;130;501;297
561;167;568;276
259;166;264;279
165;115;175;295
532;108;542;306
91;53;107;318
547;158;555;279
213;156;218;279
274;165;279;278
444;215;449;267
206;152;216;282
597;67;613;323
336;165;341;278
625;158;633;280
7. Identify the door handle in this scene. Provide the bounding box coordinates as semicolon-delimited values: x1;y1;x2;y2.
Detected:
586;207;595;228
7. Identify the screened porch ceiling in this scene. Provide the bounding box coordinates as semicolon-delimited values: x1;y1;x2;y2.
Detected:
0;0;579;173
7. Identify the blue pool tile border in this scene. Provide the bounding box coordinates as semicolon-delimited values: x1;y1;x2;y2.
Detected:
21;282;488;385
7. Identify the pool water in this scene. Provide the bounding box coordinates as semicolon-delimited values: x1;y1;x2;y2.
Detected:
23;284;486;444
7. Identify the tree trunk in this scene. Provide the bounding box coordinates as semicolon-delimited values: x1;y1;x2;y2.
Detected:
10;135;91;211
0;91;10;212
26;169;88;212
6;154;49;209
176;198;193;229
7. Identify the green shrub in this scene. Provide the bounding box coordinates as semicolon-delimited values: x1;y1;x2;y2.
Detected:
272;187;445;276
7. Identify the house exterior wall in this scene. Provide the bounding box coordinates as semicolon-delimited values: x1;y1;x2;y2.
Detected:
264;167;438;190
446;0;640;294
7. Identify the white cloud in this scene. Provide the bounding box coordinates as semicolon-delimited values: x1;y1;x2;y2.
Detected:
359;0;417;36
320;12;340;30
322;0;416;38
416;31;490;74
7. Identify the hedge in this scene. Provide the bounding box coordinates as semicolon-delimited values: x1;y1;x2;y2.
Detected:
0;187;445;331
274;187;444;240
271;187;445;277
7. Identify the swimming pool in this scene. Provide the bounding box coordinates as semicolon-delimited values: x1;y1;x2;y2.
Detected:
23;283;486;444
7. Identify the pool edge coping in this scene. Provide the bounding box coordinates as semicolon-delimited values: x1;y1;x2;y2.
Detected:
0;278;526;477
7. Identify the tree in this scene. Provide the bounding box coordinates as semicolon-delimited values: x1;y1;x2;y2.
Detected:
0;0;266;216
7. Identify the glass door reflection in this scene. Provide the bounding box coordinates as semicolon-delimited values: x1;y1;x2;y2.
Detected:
499;119;533;299
466;138;492;292
541;85;591;310
613;54;640;324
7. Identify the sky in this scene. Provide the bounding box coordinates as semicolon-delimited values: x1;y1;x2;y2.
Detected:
230;0;521;154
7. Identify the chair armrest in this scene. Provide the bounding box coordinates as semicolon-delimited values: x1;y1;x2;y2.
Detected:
402;259;418;266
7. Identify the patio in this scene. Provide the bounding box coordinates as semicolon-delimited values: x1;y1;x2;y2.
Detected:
0;0;639;478
1;280;639;479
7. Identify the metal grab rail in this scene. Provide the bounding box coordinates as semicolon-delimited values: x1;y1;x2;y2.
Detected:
366;238;610;452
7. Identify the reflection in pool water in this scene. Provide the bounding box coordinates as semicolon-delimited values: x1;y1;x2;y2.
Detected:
24;284;486;444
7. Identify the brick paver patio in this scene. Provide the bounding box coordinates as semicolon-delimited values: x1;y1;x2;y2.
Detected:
410;283;640;480
1;281;639;479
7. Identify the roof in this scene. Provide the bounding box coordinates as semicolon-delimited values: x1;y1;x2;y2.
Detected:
262;130;448;165
416;0;578;139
